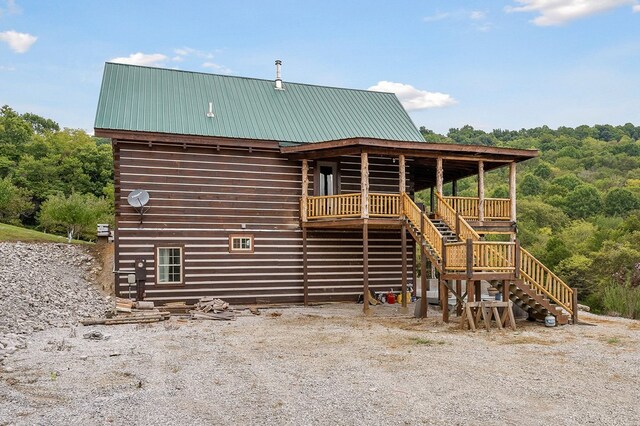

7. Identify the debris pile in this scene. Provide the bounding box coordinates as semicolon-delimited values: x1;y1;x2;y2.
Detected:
0;242;111;360
190;297;236;321
82;298;170;325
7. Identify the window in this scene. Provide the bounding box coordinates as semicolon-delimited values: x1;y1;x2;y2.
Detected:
316;162;338;196
156;247;183;284
229;234;254;253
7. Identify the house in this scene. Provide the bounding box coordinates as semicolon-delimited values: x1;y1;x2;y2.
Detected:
95;61;577;324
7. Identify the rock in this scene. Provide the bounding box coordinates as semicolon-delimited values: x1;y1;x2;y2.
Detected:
578;303;591;312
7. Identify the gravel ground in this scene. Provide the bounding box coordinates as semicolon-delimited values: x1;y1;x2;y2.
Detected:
0;242;111;361
0;303;639;426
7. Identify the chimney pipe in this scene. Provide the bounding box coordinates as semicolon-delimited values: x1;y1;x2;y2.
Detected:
275;59;283;90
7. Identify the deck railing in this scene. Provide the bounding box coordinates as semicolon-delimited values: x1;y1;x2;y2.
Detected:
444;241;517;273
306;193;400;219
443;196;511;221
520;247;574;315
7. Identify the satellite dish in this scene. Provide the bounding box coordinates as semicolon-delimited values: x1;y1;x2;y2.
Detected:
127;189;150;208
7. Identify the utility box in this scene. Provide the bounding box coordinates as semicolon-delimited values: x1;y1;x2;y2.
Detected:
97;224;110;237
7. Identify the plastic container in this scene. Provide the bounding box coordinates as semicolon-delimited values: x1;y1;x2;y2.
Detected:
387;291;396;305
545;314;556;327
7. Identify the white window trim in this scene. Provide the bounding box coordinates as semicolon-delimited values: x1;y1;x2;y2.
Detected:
156;246;183;284
229;234;254;253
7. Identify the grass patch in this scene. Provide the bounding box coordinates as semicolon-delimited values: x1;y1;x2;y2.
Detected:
502;336;556;346
412;337;446;346
602;284;640;319
0;223;88;244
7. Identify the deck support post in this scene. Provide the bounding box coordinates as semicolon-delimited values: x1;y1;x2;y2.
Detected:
420;244;427;318
303;228;308;306
456;280;462;316
436;157;443;195
572;287;579;324
441;278;449;322
301;159;309;222
478;160;485;222
514;240;521;279
401;223;408;308
467;280;474;303
509;161;517;225
363;221;369;314
412;242;417;297
475;280;482;302
452;180;458;197
502;280;510;304
361;152;369;219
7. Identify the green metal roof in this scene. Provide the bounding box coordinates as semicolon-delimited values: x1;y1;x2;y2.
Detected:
95;63;425;144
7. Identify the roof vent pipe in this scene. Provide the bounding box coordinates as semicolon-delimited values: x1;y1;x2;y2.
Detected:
275;59;283;90
206;102;214;117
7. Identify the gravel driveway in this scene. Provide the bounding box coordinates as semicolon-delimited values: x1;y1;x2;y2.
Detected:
1;304;639;425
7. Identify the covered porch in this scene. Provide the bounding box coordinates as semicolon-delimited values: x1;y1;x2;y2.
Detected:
281;138;538;315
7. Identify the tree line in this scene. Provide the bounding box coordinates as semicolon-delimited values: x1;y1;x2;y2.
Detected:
419;123;640;318
0;105;113;241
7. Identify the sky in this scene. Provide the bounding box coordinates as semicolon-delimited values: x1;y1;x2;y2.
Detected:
0;0;639;135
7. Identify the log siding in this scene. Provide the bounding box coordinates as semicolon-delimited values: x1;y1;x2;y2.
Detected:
114;140;414;304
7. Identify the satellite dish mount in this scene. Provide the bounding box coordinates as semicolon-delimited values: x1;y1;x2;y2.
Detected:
127;189;150;225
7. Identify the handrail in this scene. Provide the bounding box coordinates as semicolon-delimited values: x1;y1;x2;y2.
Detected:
520;247;574;315
443;196;511;221
435;192;481;241
444;241;516;273
307;193;361;219
401;193;443;259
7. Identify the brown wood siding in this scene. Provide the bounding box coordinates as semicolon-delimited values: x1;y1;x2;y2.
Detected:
114;140;414;304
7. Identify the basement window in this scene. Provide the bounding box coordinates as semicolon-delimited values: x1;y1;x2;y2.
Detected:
229;234;254;253
156;247;183;284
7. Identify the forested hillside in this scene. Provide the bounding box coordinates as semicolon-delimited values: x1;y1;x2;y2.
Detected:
0;106;112;241
418;124;640;316
1;104;638;317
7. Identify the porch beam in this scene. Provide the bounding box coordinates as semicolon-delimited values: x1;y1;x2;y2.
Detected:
509;162;517;223
361;152;369;219
436;157;443;194
478;160;485;222
301;159;309;222
399;154;406;194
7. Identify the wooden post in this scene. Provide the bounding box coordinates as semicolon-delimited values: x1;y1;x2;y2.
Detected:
420;244;427;318
361;152;369;219
436;157;443;195
441;279;449;322
401;223;407;308
502;280;510;304
467;280;474;303
509;162;517;223
455;212;460;237
363;222;369;313
303;228;308;306
441;236;448;271
478;160;485;222
456;280;462;316
572;287;579;324
466;238;474;280
429;187;435;214
514;239;521;279
301;159;309;222
399;154;406;194
412;242;417;296
452;180;458;196
475;280;482;302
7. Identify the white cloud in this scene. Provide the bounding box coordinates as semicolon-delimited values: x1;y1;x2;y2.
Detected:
506;0;638;26
174;47;214;59
109;52;167;66
470;10;486;20
368;81;457;111
0;30;36;53
202;62;232;74
633;4;640;11
0;65;15;71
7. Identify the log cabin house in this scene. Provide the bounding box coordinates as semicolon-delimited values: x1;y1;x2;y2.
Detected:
95;62;578;324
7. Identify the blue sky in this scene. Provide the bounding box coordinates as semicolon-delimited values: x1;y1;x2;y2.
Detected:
0;0;639;134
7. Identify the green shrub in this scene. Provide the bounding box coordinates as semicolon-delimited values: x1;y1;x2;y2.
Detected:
602;284;640;319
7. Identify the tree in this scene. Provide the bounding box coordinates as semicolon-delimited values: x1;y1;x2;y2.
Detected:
556;255;594;297
603;188;639;216
519;174;544;196
564;184;602;219
0;177;33;224
38;192;111;242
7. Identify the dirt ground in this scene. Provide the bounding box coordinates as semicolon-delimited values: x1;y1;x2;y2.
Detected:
1;303;639;425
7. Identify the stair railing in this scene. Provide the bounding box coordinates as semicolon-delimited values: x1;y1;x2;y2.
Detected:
435;192;480;241
401;193;443;259
520;248;574;315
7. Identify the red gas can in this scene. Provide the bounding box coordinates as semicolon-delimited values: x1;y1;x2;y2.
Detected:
387;290;396;305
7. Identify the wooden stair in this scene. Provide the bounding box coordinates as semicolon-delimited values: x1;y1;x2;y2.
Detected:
496;280;570;325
